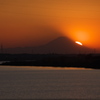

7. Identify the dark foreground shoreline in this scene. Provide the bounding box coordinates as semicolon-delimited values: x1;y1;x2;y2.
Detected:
1;54;100;69
1;60;100;69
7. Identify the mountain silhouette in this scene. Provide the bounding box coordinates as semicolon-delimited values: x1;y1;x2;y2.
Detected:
4;36;92;54
39;36;91;54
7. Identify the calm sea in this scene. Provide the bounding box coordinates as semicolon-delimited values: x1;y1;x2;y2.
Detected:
0;66;100;99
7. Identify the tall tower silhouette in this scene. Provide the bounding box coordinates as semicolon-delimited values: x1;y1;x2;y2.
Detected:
0;44;3;54
93;48;96;54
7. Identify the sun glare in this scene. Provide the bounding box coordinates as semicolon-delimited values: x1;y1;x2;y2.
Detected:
75;41;82;46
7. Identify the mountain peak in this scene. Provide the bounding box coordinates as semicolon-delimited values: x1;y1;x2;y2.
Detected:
5;36;91;54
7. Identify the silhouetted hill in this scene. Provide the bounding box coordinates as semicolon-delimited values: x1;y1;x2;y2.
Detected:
4;37;92;54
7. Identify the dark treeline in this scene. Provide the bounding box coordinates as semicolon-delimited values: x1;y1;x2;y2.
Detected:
0;53;56;61
0;53;100;69
0;53;82;61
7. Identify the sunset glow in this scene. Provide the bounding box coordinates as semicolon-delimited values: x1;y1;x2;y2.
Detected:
61;24;99;49
0;0;100;51
75;41;83;46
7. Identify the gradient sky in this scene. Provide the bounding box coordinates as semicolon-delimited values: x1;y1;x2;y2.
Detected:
0;0;100;49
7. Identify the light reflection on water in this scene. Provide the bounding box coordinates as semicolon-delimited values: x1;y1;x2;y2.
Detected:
0;65;92;70
0;61;10;64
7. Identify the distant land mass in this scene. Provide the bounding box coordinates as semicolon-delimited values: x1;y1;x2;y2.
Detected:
1;54;100;69
4;37;92;54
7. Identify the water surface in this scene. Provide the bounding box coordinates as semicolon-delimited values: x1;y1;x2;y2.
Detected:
0;66;99;99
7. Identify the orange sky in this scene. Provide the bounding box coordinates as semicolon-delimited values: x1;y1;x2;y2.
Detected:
0;0;100;49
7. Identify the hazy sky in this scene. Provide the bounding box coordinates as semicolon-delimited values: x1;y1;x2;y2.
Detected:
0;0;100;48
